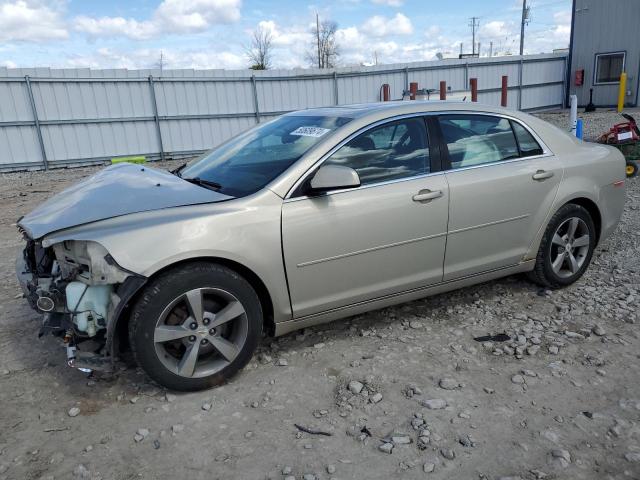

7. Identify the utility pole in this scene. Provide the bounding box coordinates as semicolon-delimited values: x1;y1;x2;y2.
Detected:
519;0;530;56
478;42;481;57
468;17;479;56
459;42;463;57
489;41;493;58
316;13;321;68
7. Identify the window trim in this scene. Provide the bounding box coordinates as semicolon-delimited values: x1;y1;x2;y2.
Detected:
284;111;552;200
510;119;544;158
593;51;626;86
285;112;439;200
435;112;552;173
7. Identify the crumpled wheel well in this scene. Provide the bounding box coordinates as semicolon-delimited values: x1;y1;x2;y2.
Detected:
112;257;275;358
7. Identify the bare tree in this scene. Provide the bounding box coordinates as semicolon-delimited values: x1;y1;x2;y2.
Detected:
246;26;273;70
306;16;339;69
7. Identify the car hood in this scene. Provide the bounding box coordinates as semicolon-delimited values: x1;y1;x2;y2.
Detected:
18;163;232;239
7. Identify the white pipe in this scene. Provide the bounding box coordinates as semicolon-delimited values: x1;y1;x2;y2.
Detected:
570;94;577;135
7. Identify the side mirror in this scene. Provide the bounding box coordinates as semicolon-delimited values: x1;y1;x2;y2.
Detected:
308;165;361;194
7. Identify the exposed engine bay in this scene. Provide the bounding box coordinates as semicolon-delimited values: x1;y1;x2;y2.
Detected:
17;236;139;372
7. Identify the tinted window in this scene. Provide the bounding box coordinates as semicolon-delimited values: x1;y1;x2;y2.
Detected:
595;52;625;84
324;117;429;185
181;115;352;197
511;121;543;157
439;115;519;169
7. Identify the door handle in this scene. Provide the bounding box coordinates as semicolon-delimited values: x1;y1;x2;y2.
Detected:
532;170;554;181
412;189;443;203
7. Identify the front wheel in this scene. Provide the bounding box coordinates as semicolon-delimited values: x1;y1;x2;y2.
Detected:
129;262;262;391
527;203;596;289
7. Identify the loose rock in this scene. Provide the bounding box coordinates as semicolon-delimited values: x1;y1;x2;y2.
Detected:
348;380;364;394
440;448;455;460
378;442;393;454
421;398;447;410
625;452;640;462
438;378;461;390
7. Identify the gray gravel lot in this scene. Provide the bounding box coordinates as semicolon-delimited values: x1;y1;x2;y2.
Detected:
0;113;639;480
536;107;640;141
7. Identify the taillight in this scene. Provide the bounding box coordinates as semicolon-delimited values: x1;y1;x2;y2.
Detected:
613;180;625;187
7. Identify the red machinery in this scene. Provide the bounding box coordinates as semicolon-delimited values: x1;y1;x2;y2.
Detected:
597;113;640;177
598;113;640;144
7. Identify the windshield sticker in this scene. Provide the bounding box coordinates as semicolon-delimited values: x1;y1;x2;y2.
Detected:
290;126;331;138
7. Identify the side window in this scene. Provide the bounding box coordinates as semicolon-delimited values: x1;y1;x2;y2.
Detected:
439;115;519;169
511;121;543;157
324;118;429;185
594;52;625;84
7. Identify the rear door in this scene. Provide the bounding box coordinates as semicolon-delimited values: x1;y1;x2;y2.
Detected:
281;116;449;318
437;113;562;280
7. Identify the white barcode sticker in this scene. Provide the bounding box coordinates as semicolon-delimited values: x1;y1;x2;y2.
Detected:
290;126;331;137
617;131;633;141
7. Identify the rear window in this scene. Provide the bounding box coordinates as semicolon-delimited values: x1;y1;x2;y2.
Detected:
439;115;519;169
511;121;543;157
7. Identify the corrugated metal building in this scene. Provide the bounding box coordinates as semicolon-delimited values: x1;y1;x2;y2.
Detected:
567;0;640;107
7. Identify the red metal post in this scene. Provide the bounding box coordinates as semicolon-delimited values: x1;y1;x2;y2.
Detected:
382;84;390;102
501;76;508;107
409;82;418;100
470;78;478;102
439;81;446;100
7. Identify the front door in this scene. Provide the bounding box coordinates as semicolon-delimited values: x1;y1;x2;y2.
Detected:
437;113;563;280
282;116;449;318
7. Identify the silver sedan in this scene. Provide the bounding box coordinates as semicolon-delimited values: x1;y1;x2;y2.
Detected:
16;101;626;390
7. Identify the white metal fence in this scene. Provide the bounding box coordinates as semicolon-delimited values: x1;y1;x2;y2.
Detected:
0;53;567;171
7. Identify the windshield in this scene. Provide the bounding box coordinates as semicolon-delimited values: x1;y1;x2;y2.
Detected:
180;115;353;197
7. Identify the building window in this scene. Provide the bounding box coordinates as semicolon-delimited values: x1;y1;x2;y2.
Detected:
594;52;625;84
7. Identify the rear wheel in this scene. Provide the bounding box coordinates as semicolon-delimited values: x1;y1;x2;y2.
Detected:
129;262;262;391
626;161;638;178
527;203;596;289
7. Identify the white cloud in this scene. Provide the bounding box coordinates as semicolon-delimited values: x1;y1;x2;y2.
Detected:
155;0;241;33
371;0;404;6
361;13;413;37
257;20;311;47
74;0;241;40
64;47;246;70
0;0;68;42
480;20;511;39
73;16;157;41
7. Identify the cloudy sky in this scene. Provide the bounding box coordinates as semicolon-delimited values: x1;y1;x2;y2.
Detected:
0;0;572;71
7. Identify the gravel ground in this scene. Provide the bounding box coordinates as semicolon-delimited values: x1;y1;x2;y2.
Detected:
0;115;639;480
536;107;640;142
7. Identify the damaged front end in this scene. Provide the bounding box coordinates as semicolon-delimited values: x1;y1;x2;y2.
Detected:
16;234;144;373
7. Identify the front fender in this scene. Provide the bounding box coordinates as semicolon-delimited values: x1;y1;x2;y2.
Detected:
42;190;292;324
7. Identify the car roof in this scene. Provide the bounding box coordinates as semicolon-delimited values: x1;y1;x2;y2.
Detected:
286;100;516;120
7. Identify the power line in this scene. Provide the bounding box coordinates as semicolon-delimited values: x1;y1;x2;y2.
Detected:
468;17;480;55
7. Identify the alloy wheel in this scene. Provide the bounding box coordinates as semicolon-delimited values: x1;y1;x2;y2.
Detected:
153;288;248;378
549;217;591;278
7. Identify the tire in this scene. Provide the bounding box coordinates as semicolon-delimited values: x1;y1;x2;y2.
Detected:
527;203;596;289
626;161;638;178
129;262;262;391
